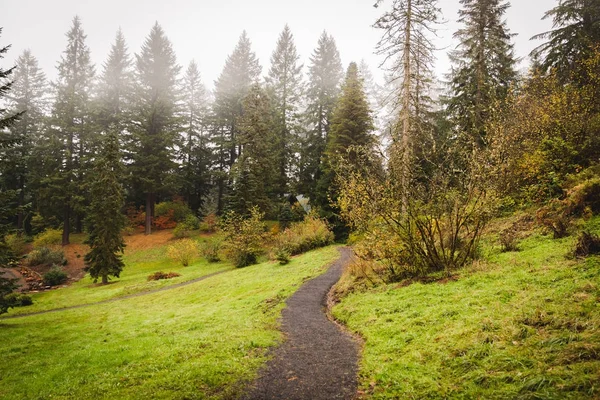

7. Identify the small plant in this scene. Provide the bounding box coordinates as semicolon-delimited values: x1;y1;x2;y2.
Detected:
275;248;291;265
272;216;335;257
167;239;199;267
32;229;62;248
147;271;181;281
27;247;66;267
172;215;201;239
122;226;135;236
536;200;571;239
43;266;68;286
220;207;266;268
4;234;27;256
199;213;218;233
499;227;520;252
201;239;222;263
4;292;33;307
573;231;600;258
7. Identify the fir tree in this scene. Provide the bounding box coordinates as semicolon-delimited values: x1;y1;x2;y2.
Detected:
316;62;375;238
229;84;277;215
212;31;261;213
531;0;600;82
4;50;48;232
50;16;96;244
447;0;517;148
84;130;126;284
130;22;181;234
180;60;210;213
298;31;342;198
266;25;304;197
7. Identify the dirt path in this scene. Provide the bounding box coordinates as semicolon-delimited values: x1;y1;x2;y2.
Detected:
0;269;229;320
244;247;359;400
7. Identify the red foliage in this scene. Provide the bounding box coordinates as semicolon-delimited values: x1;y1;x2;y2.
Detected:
153;209;177;230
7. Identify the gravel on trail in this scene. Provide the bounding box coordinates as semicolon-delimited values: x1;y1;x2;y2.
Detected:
244;247;359;400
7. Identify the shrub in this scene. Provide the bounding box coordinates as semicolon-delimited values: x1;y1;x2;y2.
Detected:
125;204;146;230
167;239;199;267
4;293;33;307
32;229;62;248
172;215;201;239
5;234;27;256
147;271;181;281
272;216;334;257
499;227;520;252
155;200;194;223
122;226;135;236
200;239;222;263
220;207;266;268
275;248;290;265
573;231;600;258
199;213;218;233
536;200;571;239
27;247;66;267
43;266;68;286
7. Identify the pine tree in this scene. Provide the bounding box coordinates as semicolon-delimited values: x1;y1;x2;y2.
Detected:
180;60;210;213
229;84;277;215
4;50;48;232
266;25;304;197
316;62;375;238
84;130;126;284
374;0;440;209
531;0;600;82
96;28;133;133
298;31;343;198
447;0;517;148
130;22;181;234
49;16;95;244
212;31;261;213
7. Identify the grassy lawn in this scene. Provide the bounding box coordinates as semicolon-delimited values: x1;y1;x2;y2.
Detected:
5;237;232;316
0;246;341;400
332;220;600;399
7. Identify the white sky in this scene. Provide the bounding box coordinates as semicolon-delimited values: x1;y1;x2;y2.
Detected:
2;0;556;89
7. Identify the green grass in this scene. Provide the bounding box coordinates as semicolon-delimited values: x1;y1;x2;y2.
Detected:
332;219;600;399
6;241;232;316
0;245;341;399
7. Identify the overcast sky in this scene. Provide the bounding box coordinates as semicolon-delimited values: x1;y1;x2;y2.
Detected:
2;0;557;89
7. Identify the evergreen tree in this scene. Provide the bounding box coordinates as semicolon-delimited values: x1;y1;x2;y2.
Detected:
96;28;133;133
84;129;126;284
4;50;48;232
229;84;277;215
298;31;343;198
447;0;517;148
180;60;210;213
212;31;261;213
531;0;600;82
49;16;96;244
130;22;181;234
374;0;440;209
316;62;375;238
266;25;304;197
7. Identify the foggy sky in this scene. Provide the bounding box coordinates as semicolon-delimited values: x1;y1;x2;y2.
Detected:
2;0;557;88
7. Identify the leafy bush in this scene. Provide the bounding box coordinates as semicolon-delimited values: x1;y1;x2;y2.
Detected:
220;207;266;268
199;213;218;233
536;200;571;239
147;271;181;281
155;200;194;223
4;234;27;256
200;239;222;263
272;216;334;257
27;247;66;267
499;227;520;252
43;266;68;286
275;248;291;265
4;292;33;307
122;226;135;236
32;229;62;248
172;215;201;239
573;231;600;258
166;239;199;267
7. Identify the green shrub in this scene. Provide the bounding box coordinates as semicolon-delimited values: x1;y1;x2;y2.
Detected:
275;248;291;265
43;266;68;286
273;216;334;257
4;234;27;256
155;200;194;223
4;292;33;307
172;215;201;239
27;247;66;267
573;231;600;258
220;207;266;268
147;271;181;281
199;213;218;233
167;239;199;267
499;227;520;252
200;239;222;263
32;229;62;248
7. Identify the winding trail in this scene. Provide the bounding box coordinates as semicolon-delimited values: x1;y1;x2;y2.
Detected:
0;269;230;320
244;247;359;400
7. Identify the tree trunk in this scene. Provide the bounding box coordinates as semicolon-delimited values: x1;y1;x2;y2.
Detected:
102;274;108;284
400;0;413;214
145;192;154;235
62;204;70;245
16;175;25;233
